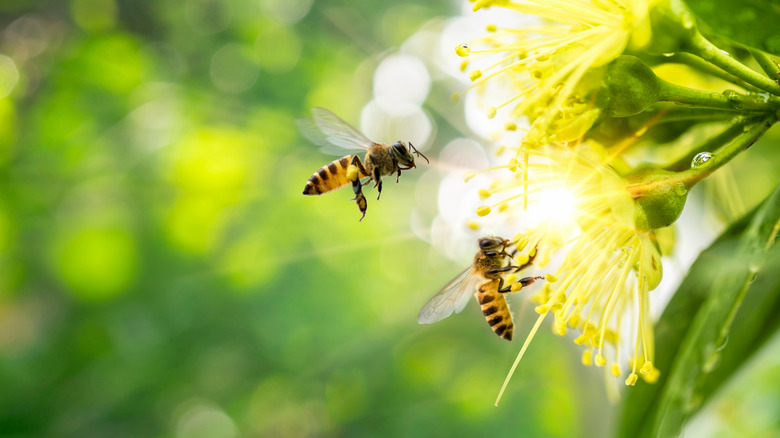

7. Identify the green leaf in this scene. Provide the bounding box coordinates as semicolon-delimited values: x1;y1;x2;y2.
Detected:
684;0;780;55
618;181;780;438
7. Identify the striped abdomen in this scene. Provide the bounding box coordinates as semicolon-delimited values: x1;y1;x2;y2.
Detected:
477;280;514;341
302;155;360;196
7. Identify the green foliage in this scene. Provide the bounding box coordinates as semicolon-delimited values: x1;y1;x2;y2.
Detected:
686;0;780;55
619;181;780;437
0;1;612;437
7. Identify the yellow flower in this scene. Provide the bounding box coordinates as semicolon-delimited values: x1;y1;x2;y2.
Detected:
474;142;663;405
457;0;654;145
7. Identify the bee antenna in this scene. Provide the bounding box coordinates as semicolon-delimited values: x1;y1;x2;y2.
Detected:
409;142;430;164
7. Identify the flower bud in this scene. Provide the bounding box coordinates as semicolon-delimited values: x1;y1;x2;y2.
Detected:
604;56;661;117
627;167;688;230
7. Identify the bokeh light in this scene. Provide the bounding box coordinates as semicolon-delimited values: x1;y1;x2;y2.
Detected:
2;1;778;437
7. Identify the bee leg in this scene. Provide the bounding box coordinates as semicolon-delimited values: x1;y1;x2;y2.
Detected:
513;246;539;272
355;194;367;221
486;265;515;275
370;163;383;200
498;276;546;293
349;174;368;222
396;168;401;183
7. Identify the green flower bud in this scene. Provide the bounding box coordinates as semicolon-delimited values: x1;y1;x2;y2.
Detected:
627;167;688;230
604;56;661;117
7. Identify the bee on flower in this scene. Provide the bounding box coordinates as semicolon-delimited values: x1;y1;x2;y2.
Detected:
464;142;664;404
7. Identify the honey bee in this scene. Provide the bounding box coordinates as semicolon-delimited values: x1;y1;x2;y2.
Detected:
418;237;544;341
300;107;429;221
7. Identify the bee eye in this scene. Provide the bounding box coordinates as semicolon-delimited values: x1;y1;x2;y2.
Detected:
478;238;493;249
393;142;406;154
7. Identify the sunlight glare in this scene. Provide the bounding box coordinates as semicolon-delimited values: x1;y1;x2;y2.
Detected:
534;187;578;224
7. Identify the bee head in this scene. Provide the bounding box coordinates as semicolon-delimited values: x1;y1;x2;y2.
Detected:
392;141;429;168
478;236;506;252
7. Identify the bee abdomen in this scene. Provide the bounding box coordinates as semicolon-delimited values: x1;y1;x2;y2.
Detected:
477;281;514;341
303;156;356;196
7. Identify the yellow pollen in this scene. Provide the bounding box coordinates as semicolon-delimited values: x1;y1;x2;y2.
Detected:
640;361;653;375
486;24;497;32
496;145;506;155
595;354;606;367
528;247;537;257
346;164;359;182
555;292;566;303
553;318;566;335
487;107;497;119
459;60;468;72
476;205;491;216
545;274;558;283
534;305;548;314
451;92;460;104
642;367;661;383
469;69;482;81
505;122;517;131
505;274;517;284
581;350;592;366
478;188;491;199
610;364;621;377
515;254;529;265
455;43;471;57
626;373;638;386
510;282;523;293
497;203;509;212
467;220;480;230
573;335;587;345
567;314;580;328
508;158;518;172
463;171;476;183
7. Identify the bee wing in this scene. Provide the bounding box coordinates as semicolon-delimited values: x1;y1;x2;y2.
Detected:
418;267;479;324
296;107;374;153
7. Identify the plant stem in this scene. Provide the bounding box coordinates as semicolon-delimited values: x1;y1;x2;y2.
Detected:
627;115;777;196
685;32;780;96
749;48;780;81
653;106;743;124
657;79;780;111
647;52;763;92
665;117;751;172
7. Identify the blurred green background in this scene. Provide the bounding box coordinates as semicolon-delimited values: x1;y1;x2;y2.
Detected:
0;0;647;436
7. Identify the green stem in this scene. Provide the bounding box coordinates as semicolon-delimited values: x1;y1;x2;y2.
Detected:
749;48;780;82
628;115;777;196
653;106;743;124
686;32;780;96
647;52;763;92
665;117;752;172
657;79;780;111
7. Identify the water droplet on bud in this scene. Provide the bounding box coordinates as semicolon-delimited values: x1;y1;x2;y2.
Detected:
691;152;713;168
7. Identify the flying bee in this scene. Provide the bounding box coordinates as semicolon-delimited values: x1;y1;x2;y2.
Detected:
418;237;545;341
299;107;429;221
